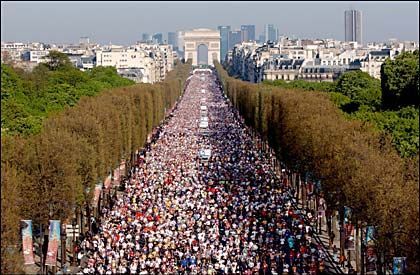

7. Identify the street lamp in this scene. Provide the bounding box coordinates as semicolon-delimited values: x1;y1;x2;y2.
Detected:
84;187;91;234
71;218;77;266
60;223;67;271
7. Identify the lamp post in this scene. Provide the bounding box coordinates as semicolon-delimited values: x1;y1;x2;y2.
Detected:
71;218;77;267
61;223;67;271
84;187;91;234
43;223;49;275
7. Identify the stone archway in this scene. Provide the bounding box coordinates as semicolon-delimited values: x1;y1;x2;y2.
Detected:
183;28;220;66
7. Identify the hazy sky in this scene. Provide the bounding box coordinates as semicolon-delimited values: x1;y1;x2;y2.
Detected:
1;1;419;45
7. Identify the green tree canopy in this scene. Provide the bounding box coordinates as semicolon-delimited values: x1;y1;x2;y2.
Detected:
335;70;382;111
42;50;73;71
381;50;419;109
1;64;23;100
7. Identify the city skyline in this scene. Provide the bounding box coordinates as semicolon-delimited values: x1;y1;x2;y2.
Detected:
1;1;419;45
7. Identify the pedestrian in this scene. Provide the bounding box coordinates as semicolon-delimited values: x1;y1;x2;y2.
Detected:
329;231;335;249
339;253;346;268
333;245;338;263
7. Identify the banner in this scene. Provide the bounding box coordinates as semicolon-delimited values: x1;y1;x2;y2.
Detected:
21;220;35;265
344;223;355;250
45;220;60;266
365;226;377;273
365;226;375;245
393;257;407;275
344;206;352;225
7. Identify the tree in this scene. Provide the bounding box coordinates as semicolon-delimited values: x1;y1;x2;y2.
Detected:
381;50;419;109
1;64;24;100
214;61;419;272
42;50;73;71
335;70;382;111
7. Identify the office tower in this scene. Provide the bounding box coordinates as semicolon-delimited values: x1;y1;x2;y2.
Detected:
228;30;242;49
152;33;163;44
240;25;256;42
345;9;362;45
142;33;152;43
258;34;265;44
218;25;231;61
167;32;177;47
264;24;278;42
177;31;185;54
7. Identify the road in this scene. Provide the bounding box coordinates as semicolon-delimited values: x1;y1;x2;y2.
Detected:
75;68;343;274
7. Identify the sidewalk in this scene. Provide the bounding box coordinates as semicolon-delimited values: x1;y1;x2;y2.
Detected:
293;199;348;274
24;241;81;274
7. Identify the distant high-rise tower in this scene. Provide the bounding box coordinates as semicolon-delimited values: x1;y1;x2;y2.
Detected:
345;9;362;45
264;24;278;42
228;30;242;50
152;33;163;44
240;25;256;42
258;34;265;44
167;32;177;47
142;33;152;43
218;26;231;61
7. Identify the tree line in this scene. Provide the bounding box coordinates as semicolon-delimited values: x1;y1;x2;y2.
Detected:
215;61;419;273
262;50;419;158
1;60;191;273
1;51;135;136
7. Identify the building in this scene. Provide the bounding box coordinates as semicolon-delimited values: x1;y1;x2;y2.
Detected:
142;33;152;43
345;9;362;45
182;29;220;66
81;55;96;71
228;30;242;50
240;25;256;42
95;43;174;83
218;26;231;62
258;34;265;44
265;24;278;42
152;33;163;44
167;32;177;49
360;48;394;79
263;58;304;81
300;65;347;82
117;68;144;83
26;50;50;63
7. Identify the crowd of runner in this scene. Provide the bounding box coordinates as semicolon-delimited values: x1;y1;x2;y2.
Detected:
77;69;329;274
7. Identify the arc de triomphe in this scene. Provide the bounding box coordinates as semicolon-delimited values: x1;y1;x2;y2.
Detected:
183;29;221;66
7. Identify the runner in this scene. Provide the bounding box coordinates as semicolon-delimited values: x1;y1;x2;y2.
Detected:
78;68;330;274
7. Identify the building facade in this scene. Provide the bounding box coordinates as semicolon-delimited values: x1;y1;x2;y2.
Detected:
345;9;362;45
240;25;256;42
265;24;278;42
183;28;221;66
228;30;242;50
152;33;163;45
218;26;231;61
167;32;177;49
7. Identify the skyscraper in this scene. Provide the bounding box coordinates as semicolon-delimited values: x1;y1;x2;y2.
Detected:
152;33;163;44
240;25;256;42
142;33;152;43
345;9;362;45
228;30;242;50
264;24;278;42
218;26;231;61
258;34;265;44
167;32;177;48
177;31;185;55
